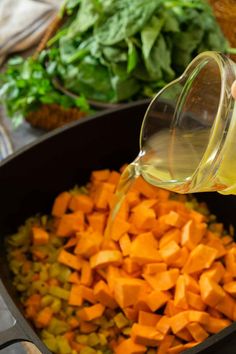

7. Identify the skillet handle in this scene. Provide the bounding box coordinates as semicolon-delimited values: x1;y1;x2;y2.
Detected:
0;279;50;353
0;327;31;350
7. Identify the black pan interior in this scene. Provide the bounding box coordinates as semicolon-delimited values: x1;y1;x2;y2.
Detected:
0;101;236;354
0;102;147;301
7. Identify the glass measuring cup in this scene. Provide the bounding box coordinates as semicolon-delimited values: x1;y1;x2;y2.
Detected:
138;51;236;194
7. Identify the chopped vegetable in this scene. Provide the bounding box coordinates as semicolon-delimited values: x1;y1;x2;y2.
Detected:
0;0;229;125
32;227;49;246
58;249;82;270
7;168;236;354
77;304;105;322
52;192;71;217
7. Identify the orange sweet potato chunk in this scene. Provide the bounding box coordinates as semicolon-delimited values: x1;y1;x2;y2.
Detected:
32;227;49;245
114;338;146;354
181;220;206;251
91;169;110;182
204;317;232;333
110;217;131;241
159;241;181;265
58;249;82;270
187;322;209;342
57;211;84;236
87;212;107;234
182;244;218;274
113;277;146;308
199;275;225;307
69;194;94;213
74;230;103;257
174;275;188;310
52;191;71;217
157;335;174;354
156;316;171;336
130;204;156;231
131;323;164;346
130;232;161;264
68;285;82;306
131;176;158;198
138;311;161;327
94;280;118;309
143;269;179;291
77;303;105;321
90;250;122;269
146;290;171;312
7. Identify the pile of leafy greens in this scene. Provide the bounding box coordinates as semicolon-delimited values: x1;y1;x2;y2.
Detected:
0;0;230;125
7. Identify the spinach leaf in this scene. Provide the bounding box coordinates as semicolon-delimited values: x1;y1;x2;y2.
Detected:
127;39;138;73
64;57;115;102
68;0;101;35
102;46;128;63
162;12;180;32
141;16;164;59
95;0;163;45
111;75;141;101
144;35;174;81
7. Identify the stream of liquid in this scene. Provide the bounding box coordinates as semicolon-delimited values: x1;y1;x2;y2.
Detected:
105;97;236;238
105;127;213;237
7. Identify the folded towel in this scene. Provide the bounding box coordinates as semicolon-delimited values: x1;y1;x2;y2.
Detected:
0;124;13;160
0;0;62;64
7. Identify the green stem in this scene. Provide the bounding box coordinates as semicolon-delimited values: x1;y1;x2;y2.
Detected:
227;48;236;55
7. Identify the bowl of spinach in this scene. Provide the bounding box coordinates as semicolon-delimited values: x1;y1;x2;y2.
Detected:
0;0;231;129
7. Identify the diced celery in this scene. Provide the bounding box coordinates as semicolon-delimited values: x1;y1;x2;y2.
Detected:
57;336;71;354
87;333;100;347
41;330;54;339
8;230;29;247
122;327;132;336
41;215;48;226
33;262;42;272
40;267;49;282
41;295;54;307
9;260;22;274
21;272;33;284
98;317;114;329
43;337;58;352
16;283;27;292
102;350;113;354
49;263;61;278
32;280;49;295
57;266;71;283
80;347;96;354
51;298;62;313
100;330;110;338
51;237;64;247
70;186;88;195
49;286;70;300
76;335;88;345
47;248;60;263
114;313;129;329
98;333;107;346
48;318;70;335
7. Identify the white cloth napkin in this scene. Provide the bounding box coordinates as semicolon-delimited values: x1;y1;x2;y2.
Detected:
0;0;62;64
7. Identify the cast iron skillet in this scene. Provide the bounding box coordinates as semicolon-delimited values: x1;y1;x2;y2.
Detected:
0;101;236;353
